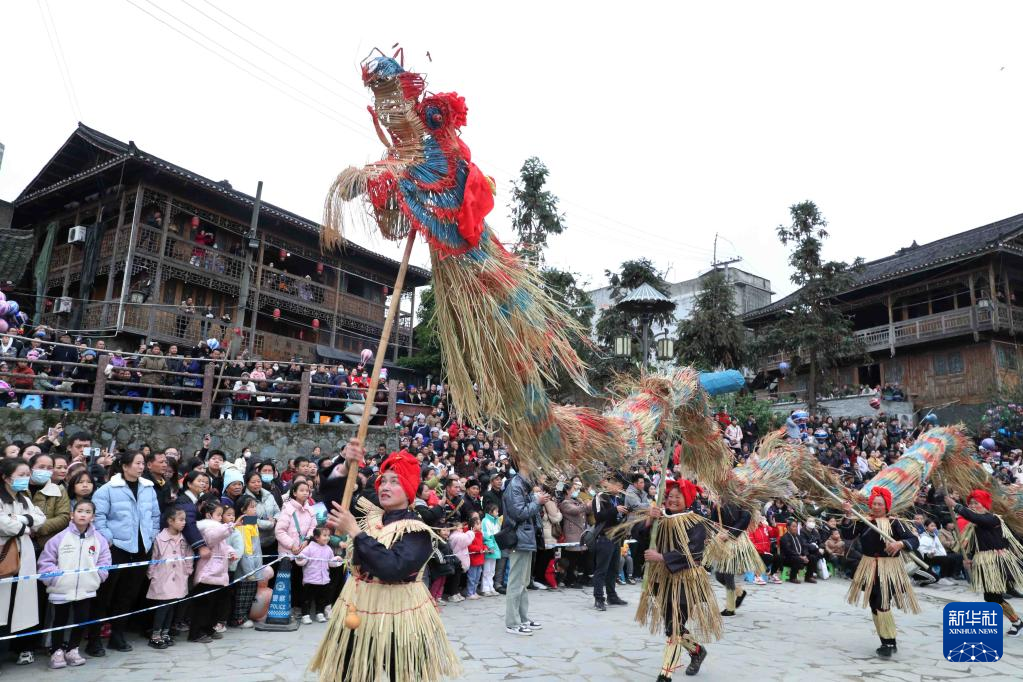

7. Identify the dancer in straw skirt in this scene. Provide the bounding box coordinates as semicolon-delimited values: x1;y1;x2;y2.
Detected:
632;479;721;679
944;489;1023;636
840;489;920;658
705;500;763;617
312;441;460;682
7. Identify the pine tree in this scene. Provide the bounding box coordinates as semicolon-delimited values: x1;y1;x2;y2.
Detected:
678;268;746;370
510;157;565;266
754;201;865;411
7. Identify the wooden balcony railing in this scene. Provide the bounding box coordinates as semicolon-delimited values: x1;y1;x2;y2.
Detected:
760;302;1023;370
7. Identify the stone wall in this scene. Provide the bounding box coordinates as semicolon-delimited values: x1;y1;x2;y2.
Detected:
768;395;916;425
0;408;397;467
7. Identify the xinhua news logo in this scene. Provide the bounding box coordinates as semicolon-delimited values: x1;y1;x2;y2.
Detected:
943;602;1003;663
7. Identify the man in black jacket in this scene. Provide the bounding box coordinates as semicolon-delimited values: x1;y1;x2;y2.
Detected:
482;473;504;517
591;470;629;611
780;519;817;583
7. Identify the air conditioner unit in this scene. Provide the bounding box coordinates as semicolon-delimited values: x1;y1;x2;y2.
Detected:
56;297;72;314
68;225;87;244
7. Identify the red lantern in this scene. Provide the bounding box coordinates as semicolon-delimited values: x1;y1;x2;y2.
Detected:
279;248;287;261
191;216;200;228
382;286;390;295
316;262;324;274
312;318;320;329
272;308;281;320
234;327;242;335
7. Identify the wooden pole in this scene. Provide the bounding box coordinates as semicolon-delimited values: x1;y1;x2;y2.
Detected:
642;443;676;592
804;472;929;569
340;232;416;513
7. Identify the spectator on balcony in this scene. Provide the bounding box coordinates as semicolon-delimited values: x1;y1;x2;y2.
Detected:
0;333;22;359
231;373;256;421
138;344;168;409
11;357;35;398
18;337;46;361
70;350;97;399
310;365;331;412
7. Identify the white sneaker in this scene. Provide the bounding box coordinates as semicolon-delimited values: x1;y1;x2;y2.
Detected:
449;594;464;603
17;651;34;665
531;581;548;590
506;625;533;636
240;619;255;629
938;578;957;586
315;613;327;623
324;605;332;619
213;623;227;634
467;594;481;600
48;650;66;670
301;615;313;624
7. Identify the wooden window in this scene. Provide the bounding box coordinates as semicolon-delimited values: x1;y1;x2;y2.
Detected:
934;351;965;376
886;360;904;384
997;345;1019;371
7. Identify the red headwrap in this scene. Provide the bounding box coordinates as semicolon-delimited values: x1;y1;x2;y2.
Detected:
375;451;420;506
868;487;892;514
665;479;703;509
968;489;993;511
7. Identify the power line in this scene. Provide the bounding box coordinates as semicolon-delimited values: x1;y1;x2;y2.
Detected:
199;0;368;101
123;0;374;141
36;0;81;121
178;0;368;113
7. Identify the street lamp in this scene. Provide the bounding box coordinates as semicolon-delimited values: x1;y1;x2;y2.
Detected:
613;284;677;372
655;334;674;361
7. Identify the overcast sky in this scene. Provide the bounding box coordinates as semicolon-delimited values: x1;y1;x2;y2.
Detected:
4;1;1023;305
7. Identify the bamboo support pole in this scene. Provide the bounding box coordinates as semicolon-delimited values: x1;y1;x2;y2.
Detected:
339;232;416;513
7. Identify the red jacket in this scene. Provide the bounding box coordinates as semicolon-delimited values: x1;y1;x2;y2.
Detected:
749;525;773;554
468;529;485;567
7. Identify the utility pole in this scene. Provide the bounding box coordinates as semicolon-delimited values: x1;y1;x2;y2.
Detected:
711;232;742;304
231;181;262;358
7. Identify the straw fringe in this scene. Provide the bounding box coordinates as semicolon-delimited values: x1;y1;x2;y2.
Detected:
634;513;721;642
704;532;766;576
961;520;1023;594
845;523;920;616
309;498;459;682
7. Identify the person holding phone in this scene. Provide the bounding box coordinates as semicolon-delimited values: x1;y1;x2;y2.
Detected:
227;495;263;628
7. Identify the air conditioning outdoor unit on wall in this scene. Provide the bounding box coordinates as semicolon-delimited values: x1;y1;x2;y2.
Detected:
68;225;86;243
56;297;72;314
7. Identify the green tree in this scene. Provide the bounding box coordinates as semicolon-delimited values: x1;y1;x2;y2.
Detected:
396;287;442;378
754;201;865;412
541;268;595;399
677;268;747;370
510;157;565;266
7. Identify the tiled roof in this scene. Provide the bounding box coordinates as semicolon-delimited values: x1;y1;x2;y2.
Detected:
744;212;1023;322
15;124;431;286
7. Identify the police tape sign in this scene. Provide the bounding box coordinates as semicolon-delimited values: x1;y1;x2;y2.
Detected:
943;602;1002;662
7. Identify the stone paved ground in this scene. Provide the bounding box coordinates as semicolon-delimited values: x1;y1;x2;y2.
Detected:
2;577;1021;681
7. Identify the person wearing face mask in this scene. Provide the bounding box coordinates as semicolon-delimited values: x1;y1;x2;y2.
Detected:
243;467;281;555
558;481;589;588
27;453;71;552
0;458;46;668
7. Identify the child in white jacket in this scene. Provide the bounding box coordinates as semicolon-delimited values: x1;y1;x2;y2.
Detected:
37;501;112;669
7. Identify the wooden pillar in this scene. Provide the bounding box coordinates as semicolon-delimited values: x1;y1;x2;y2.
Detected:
407;286;416;356
91;354;110;413
101;192;128;326
61;207;80;298
386;378;397;427
329;263;343;347
969;273;980;342
298;370;311;422
1003;269;1015;335
927;294;933;316
146;196;174;342
247;238;266;354
886;295;895;358
989;261;1000;332
200;362;216;419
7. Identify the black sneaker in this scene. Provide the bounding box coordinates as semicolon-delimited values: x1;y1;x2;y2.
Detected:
721;609;736;616
626;577;637;585
876;643;894;658
163;635;175;647
608;596;629;606
84;640;106;658
527;583;538;591
188;634;213;644
521;621;542;630
594;599;607;612
148;639;168;650
1009;621;1023;637
735;591;747;609
495;586;506;595
685;645;707;676
108;636;133;653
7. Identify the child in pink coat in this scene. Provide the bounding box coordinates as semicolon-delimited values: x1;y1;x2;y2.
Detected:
187;500;236;643
146;508;193;649
295;528;342;623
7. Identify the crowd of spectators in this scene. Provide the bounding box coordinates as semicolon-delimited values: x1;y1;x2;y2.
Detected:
0;329;448;423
